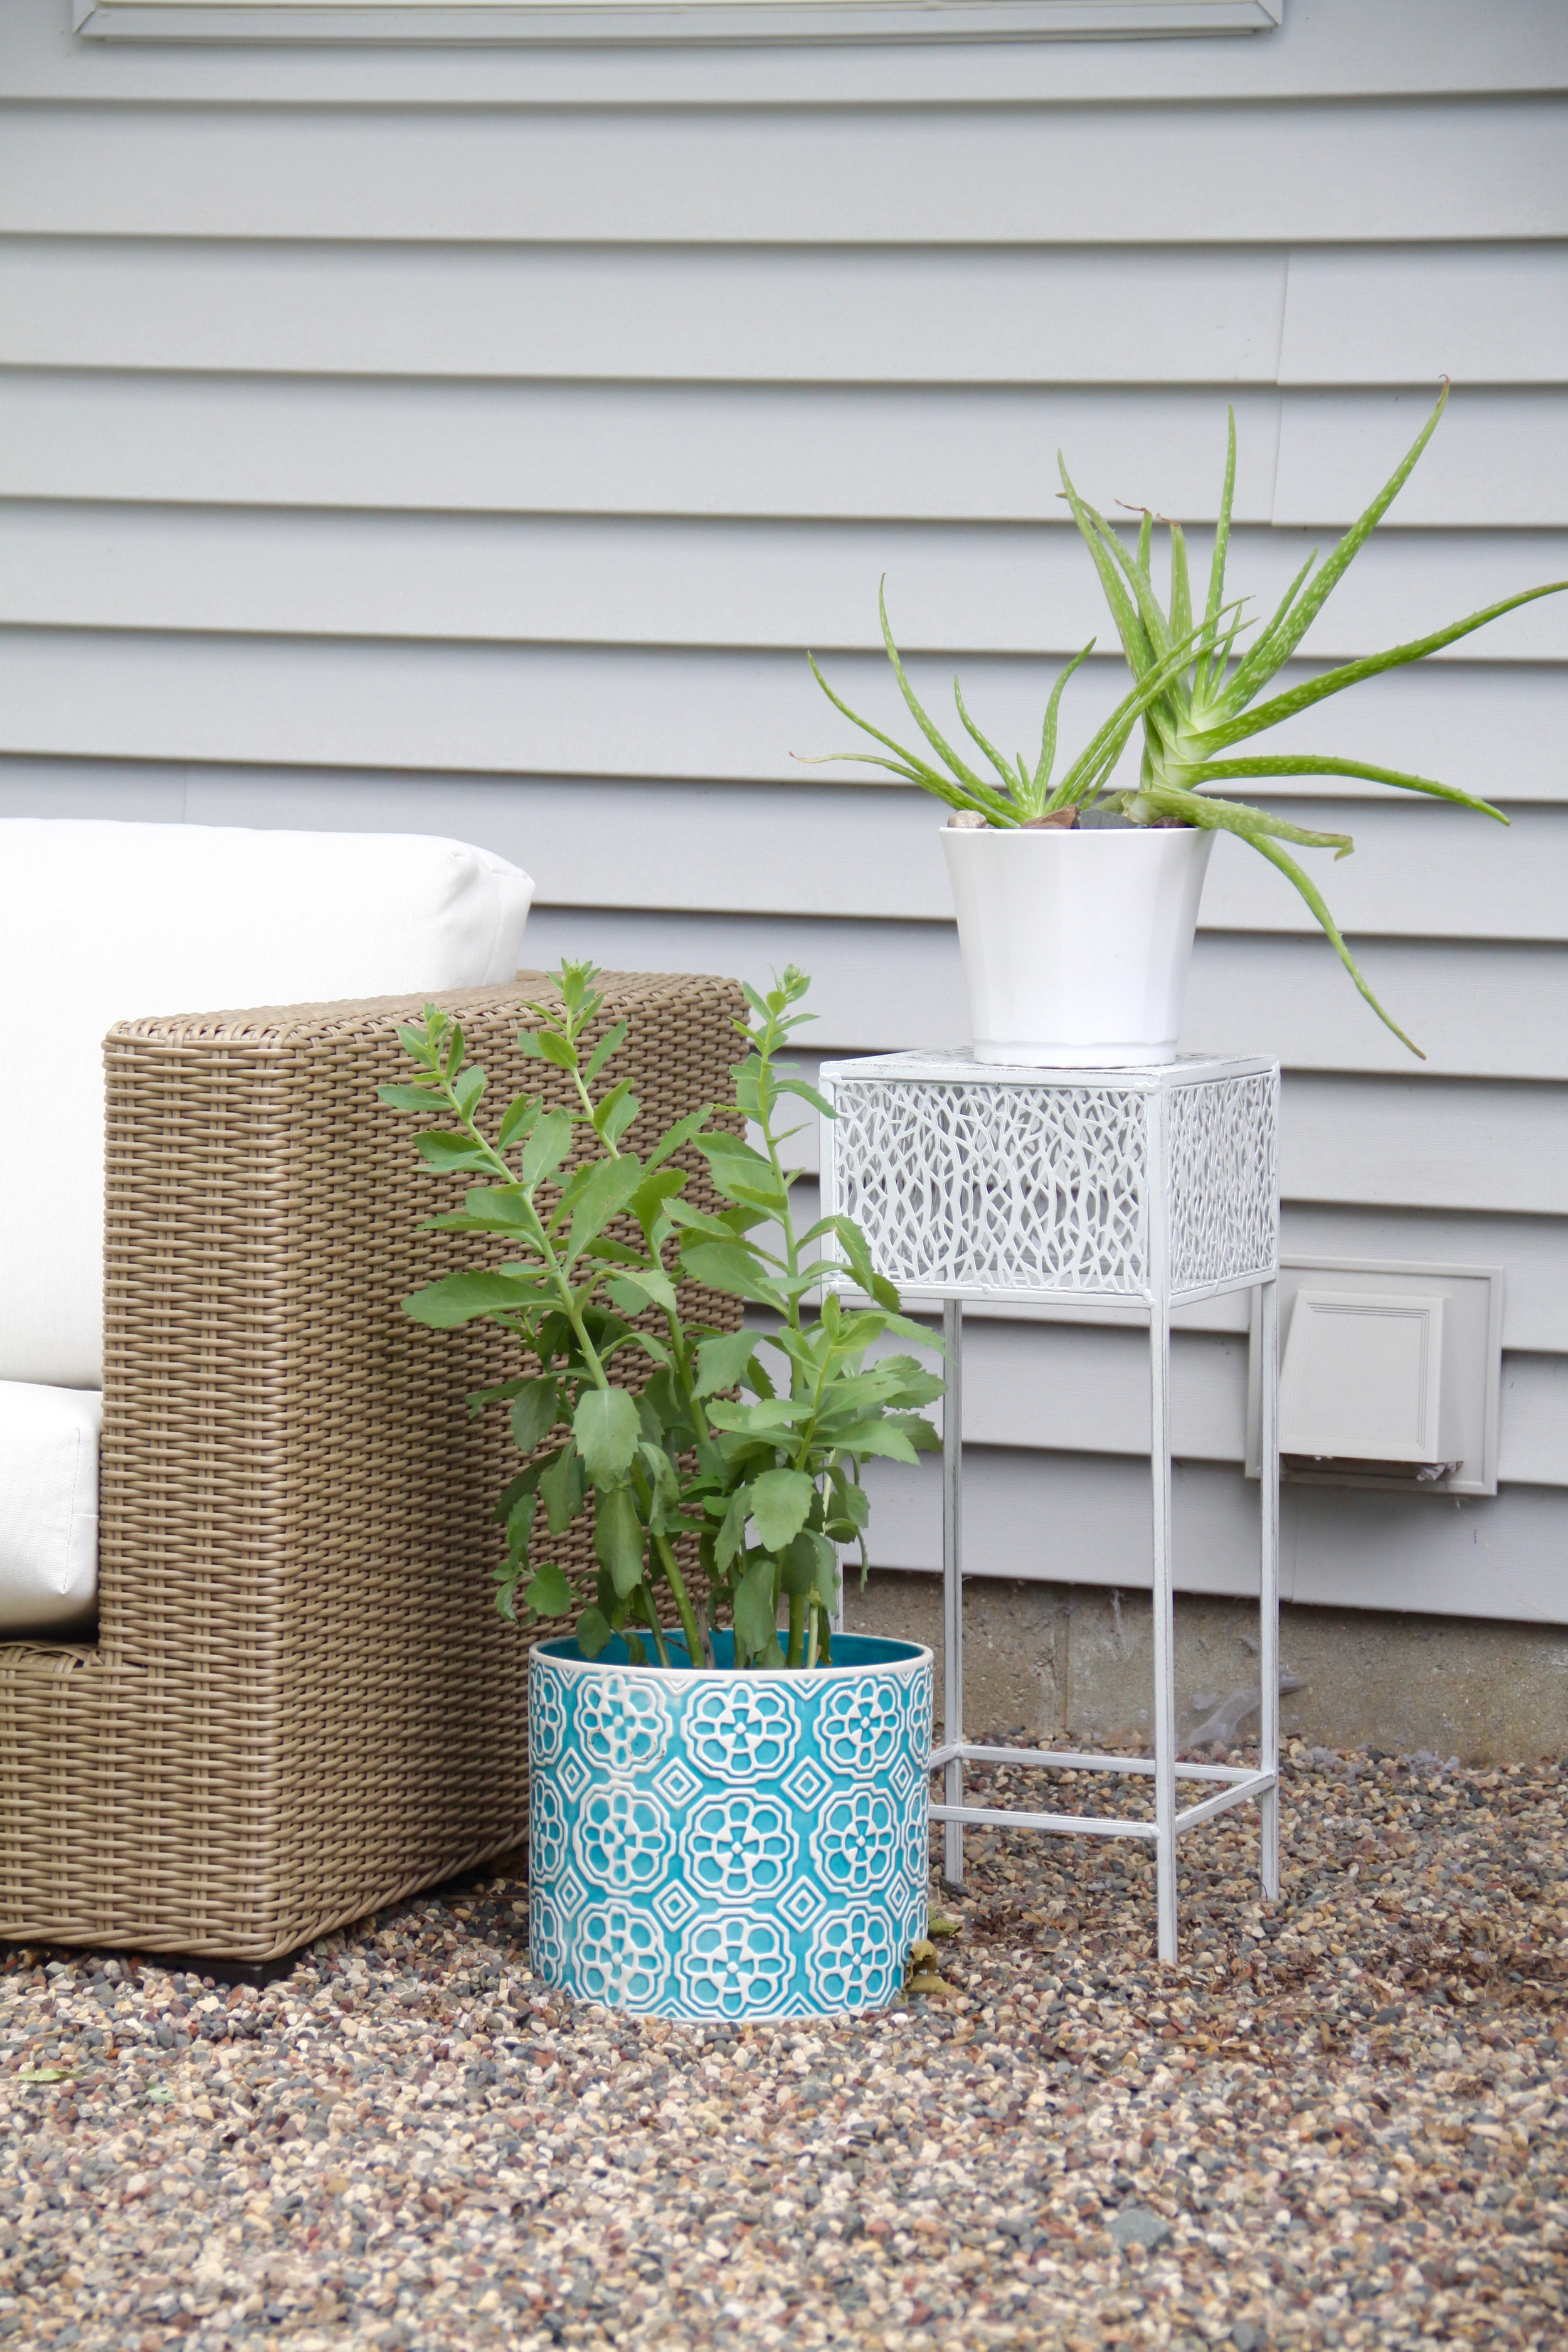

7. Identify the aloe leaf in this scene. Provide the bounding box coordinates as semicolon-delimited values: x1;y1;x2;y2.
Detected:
953;675;1025;800
1248;835;1425;1060
1153;788;1419;1052
795;746;981;809
806;650;1017;824
1053;601;1247;807
1194;405;1237;700
1225;381;1452;706
877;580;1002;805
1218;550;1318;710
1058;458;1158;678
1032;640;1094;805
1184;754;1508;824
1093;496;1177;667
1143;782;1355;857
1169;521;1193;660
1195;578;1568;751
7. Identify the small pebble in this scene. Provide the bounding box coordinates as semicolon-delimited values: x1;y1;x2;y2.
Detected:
0;1737;1559;2348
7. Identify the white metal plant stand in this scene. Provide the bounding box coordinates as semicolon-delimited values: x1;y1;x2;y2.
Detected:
818;1050;1281;1964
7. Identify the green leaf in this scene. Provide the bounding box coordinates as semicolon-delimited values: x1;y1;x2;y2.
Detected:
581;1019;628;1086
520;1111;574;1189
414;1131;497;1177
732;1559;783;1663
825;1217;900;1311
1225;381;1452;702
830;1419;923;1466
1031;640;1094;810
593;1483;646;1597
679;1239;787;1313
510;1379;560;1454
540;1443;585;1536
1185;753;1505;824
573;1387;642;1485
714;1484;753;1576
1197;577;1568;753
750;1467;815;1552
627;1167;687;1237
1249;833;1426;1060
377;1082;447;1114
595;1079;641;1151
693;1328;758;1398
566;1155;647;1265
401;1269;549;1328
534;1029;578;1073
605;1266;680;1318
451;1066;485;1120
524;1563;573;1619
576;1606;613;1660
779;1529;834;1599
643;1108;715;1175
497;1094;541;1152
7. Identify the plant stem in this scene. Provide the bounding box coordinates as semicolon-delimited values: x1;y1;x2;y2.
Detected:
652;1530;705;1670
787;1593;808;1668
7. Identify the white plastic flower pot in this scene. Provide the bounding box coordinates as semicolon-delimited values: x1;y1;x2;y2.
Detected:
941;823;1216;1067
528;1631;933;2021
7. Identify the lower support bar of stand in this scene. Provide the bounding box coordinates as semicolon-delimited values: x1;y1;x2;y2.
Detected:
930;1803;1158;1840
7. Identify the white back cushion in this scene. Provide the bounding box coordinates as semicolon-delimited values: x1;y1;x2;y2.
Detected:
0;820;533;1387
0;1383;101;1633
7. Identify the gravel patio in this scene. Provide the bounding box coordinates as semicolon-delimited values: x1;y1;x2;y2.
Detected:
0;1742;1562;2352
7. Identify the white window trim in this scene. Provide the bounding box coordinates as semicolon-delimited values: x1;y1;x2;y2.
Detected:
73;0;1281;47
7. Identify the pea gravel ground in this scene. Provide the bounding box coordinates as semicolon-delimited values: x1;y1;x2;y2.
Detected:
1;1742;1563;2352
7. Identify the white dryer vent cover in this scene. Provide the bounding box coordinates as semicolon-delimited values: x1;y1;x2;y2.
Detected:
1278;1288;1454;1466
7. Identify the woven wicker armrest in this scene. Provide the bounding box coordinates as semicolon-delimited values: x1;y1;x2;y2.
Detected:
0;973;742;1957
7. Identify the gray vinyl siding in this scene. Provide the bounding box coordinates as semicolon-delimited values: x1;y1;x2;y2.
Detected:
3;0;1565;1622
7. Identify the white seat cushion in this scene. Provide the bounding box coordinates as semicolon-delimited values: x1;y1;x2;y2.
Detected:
0;1384;101;1634
0;819;532;1391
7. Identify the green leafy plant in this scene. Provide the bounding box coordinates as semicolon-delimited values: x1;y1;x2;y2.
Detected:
381;962;941;1671
808;383;1567;1057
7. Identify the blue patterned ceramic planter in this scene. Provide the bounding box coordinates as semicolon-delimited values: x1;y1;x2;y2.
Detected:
527;1633;933;2021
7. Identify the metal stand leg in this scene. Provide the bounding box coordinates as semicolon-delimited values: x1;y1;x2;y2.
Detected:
1150;1296;1178;1964
1258;1276;1281;1902
942;1299;965;1889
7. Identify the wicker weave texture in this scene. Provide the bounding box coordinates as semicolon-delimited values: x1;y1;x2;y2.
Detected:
0;973;743;1958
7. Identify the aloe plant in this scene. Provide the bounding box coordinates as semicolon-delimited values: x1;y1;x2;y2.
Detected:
810;383;1567;1057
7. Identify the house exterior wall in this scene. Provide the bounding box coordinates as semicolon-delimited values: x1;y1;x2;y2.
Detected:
2;0;1565;1623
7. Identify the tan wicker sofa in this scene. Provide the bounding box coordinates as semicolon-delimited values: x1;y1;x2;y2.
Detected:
0;972;742;1961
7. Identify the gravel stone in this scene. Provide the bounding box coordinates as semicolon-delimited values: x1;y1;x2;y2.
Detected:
0;1738;1561;2348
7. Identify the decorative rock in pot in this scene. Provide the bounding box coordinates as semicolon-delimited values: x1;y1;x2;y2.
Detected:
528;1631;932;2020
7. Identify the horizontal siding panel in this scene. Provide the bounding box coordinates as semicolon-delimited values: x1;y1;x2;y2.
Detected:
4;100;1567;245
11;374;1567;531
441;904;1568;1081
1282;1074;1568;1217
878;1318;1563;1483
0;241;1291;385
1273;388;1568;529
156;770;1568;946
860;1450;1568;1622
6;0;1566;106
0;375;1287;524
6;762;1562;947
6;507;1565;662
4;644;1565;802
1280;246;1568;388
1279;1205;1568;1357
1500;1355;1568;1487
